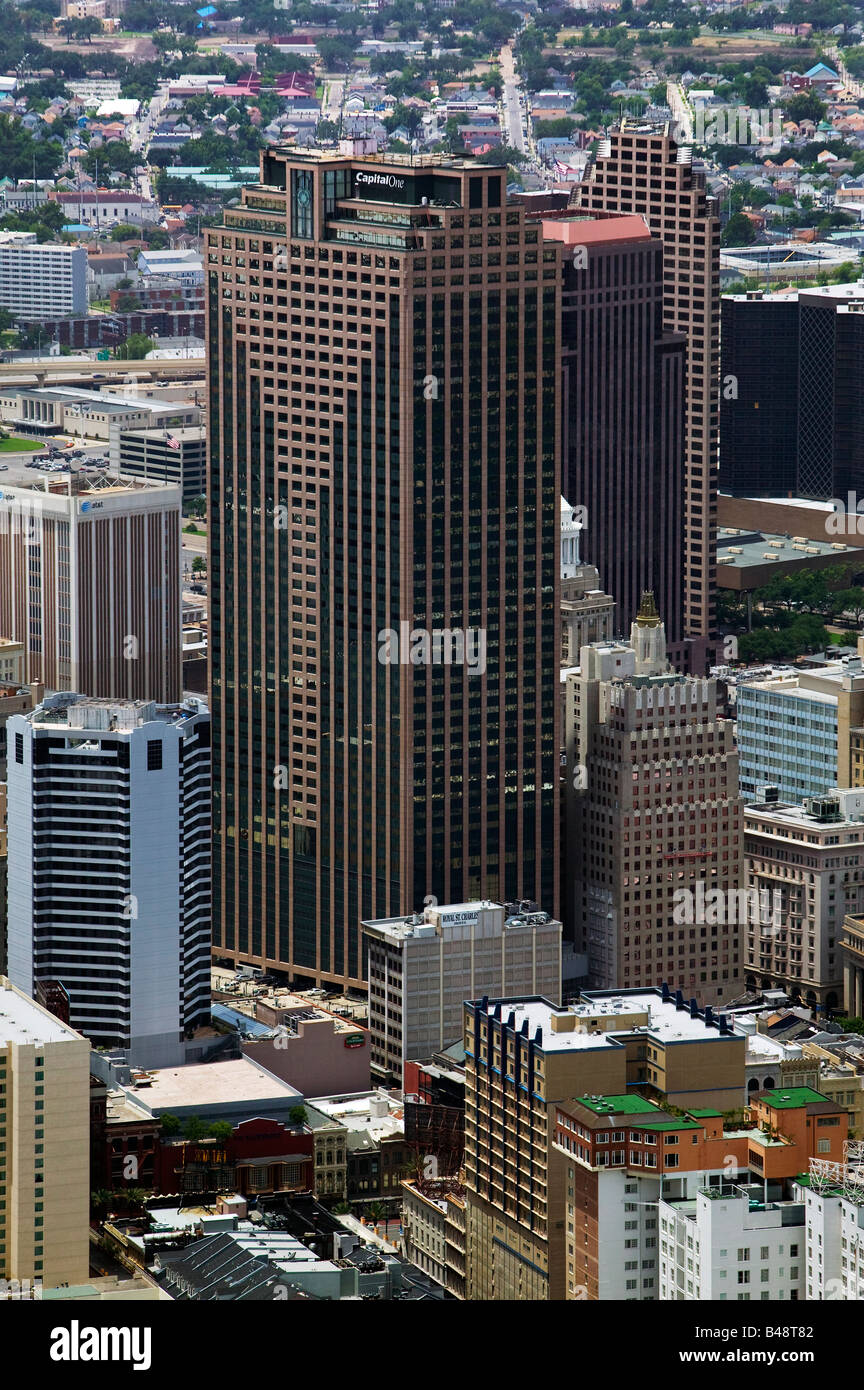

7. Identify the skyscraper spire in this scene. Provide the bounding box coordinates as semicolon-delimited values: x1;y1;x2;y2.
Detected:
630;591;670;675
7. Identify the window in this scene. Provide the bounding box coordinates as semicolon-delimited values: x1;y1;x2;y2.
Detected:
738;1270;750;1285
146;740;162;771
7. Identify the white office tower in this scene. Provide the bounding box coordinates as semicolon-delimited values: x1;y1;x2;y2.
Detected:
6;695;211;1067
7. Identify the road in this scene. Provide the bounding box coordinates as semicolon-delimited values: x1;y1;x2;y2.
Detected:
667;80;693;141
499;43;527;155
0;357;206;387
322;76;345;127
826;45;863;100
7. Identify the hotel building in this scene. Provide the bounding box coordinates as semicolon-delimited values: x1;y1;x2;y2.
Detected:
363;899;561;1082
463;985;745;1300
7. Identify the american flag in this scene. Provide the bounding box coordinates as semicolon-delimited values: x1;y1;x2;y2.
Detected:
165;432;181;451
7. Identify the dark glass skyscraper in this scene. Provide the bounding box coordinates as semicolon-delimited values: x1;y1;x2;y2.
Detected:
721;283;864;500
543;212;686;641
206;148;561;989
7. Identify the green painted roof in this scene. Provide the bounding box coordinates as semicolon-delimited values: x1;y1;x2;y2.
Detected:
688;1108;722;1118
577;1094;658;1116
634;1116;701;1131
758;1086;831;1109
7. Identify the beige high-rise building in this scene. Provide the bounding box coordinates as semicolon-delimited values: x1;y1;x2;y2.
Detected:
0;475;181;703
575;120;720;648
463;986;744;1300
0;975;90;1291
744;788;864;1013
565;594;743;1003
363;899;562;1082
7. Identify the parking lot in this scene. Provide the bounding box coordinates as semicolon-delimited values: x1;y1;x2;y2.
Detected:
0;443;111;487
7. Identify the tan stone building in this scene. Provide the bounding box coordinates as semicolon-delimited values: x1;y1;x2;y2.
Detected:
0;640;24;688
565;596;743;1002
463;986;745;1300
559;497;613;666
401;1177;465;1297
744;789;864;1012
840;912;864;1017
0;975;90;1290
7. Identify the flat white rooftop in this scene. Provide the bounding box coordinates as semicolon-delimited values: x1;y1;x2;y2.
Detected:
127;1057;302;1109
0;976;84;1046
473;990;740;1051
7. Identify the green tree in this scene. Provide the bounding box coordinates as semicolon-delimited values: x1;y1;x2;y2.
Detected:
784;91;826;124
721;212;757;247
115;333;155;359
184;1115;209;1142
90;1188;114;1216
208;1120;233;1141
316;35;356;70
191;555;206;575
110;223;142;241
289;1104;308;1126
534;117;577;139
160;1111;182;1135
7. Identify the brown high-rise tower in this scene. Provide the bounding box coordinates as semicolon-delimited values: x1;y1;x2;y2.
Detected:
206;147;562;990
575;120;720;648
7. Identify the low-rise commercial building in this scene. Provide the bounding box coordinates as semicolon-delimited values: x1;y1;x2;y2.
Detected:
401;1177;466;1297
114;425;206;502
309;1091;410;1205
238;998;370;1097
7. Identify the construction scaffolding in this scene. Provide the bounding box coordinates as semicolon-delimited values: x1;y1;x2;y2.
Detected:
808;1141;864;1201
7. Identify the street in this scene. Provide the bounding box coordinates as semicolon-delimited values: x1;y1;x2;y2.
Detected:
322;75;345;127
499;43;527;155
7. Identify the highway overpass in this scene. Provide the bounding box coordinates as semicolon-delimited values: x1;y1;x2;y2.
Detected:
0;357;206;388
